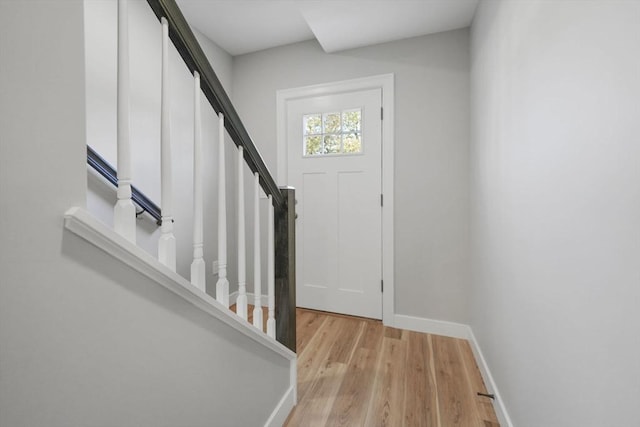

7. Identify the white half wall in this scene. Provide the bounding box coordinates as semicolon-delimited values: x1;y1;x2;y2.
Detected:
470;1;640;425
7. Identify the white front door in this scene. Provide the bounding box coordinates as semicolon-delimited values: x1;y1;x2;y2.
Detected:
287;88;382;319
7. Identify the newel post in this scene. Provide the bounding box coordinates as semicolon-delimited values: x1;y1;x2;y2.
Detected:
274;187;296;352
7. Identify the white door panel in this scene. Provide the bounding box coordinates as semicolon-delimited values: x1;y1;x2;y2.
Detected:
287;88;382;319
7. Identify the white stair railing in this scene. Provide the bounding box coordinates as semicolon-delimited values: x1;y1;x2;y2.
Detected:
267;194;276;338
236;146;248;320
104;2;293;345
114;0;136;244
253;172;263;331
190;71;205;291
158;16;176;271
216;113;229;307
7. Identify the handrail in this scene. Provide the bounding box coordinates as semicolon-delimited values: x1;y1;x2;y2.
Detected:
87;145;163;225
145;0;284;207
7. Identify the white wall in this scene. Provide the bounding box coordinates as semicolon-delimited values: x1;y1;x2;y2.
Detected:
85;0;238;297
232;30;471;322
0;1;290;425
470;1;640;425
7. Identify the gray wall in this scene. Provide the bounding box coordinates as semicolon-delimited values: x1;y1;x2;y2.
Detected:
470;1;640;425
232;30;471;322
85;0;238;296
0;1;289;425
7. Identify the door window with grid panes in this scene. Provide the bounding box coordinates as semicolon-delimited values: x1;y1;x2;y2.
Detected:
303;109;362;156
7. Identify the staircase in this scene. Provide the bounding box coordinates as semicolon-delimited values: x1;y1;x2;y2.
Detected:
67;0;296;424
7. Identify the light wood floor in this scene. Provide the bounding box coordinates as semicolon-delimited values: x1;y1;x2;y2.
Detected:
285;308;499;427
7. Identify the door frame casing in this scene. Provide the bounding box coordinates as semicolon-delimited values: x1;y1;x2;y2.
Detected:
276;74;395;326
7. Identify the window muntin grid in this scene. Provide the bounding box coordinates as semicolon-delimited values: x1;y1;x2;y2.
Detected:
303;109;362;156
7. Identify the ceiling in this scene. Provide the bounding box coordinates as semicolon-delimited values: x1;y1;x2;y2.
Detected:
176;0;479;56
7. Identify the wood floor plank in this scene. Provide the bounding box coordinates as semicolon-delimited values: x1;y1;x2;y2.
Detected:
383;325;403;339
364;337;408;427
427;334;443;426
457;339;500;425
324;347;377;426
296;309;327;355
296;315;345;399
324;315;384;426
324;317;364;365
286;361;348;426
403;331;439;427
432;335;483;426
357;318;384;350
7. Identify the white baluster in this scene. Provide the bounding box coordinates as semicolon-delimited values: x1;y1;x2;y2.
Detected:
253;173;263;331
114;0;136;244
190;71;205;291
216;113;229;307
267;194;276;338
158;17;176;271
236;146;248;320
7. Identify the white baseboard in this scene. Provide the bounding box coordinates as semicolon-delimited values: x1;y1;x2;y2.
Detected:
229;290;268;307
393;312;512;426
393;313;470;339
264;385;296;427
466;329;513;427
